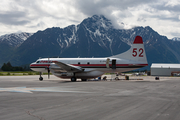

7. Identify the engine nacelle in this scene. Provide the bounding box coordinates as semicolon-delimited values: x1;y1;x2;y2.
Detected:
60;72;74;76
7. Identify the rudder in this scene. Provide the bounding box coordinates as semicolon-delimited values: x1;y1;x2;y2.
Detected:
111;36;147;64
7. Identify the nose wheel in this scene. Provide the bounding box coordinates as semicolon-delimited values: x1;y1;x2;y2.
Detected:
39;77;43;81
39;72;43;81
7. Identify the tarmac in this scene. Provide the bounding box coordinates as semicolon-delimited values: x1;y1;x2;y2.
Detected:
0;75;180;120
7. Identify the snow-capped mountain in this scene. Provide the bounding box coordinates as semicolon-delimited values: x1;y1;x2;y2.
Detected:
1;15;180;70
172;37;180;41
0;32;33;47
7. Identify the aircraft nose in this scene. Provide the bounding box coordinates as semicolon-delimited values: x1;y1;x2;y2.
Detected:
30;62;35;67
29;62;36;69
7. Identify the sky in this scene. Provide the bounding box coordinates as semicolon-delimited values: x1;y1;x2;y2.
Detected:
0;0;180;39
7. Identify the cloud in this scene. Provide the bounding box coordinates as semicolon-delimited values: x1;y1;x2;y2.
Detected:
73;0;180;38
0;0;179;38
0;11;30;25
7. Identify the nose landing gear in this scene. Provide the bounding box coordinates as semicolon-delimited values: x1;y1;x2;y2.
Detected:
39;72;43;81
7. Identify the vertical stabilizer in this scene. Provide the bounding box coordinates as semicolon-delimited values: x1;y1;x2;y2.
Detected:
111;36;147;64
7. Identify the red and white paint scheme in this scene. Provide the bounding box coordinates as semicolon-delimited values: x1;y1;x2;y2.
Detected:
30;36;148;81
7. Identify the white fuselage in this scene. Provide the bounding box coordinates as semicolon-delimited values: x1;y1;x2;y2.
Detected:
30;36;148;81
30;57;147;79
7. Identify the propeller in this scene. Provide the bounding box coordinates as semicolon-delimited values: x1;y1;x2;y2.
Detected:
48;67;50;79
47;57;50;79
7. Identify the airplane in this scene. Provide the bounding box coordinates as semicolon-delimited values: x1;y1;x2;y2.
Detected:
30;36;148;82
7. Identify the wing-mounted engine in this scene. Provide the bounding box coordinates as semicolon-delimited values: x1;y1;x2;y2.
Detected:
49;61;84;81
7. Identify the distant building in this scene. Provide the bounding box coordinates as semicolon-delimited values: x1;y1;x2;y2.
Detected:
151;63;180;76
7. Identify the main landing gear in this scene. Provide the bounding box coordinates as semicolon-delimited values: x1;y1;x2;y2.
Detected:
39;72;43;81
71;77;87;82
71;77;77;82
81;79;87;81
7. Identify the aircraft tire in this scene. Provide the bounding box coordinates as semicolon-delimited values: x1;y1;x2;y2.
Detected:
81;79;87;81
71;77;77;82
39;77;43;81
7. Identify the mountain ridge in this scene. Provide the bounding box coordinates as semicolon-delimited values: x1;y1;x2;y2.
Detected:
0;32;33;47
0;15;180;70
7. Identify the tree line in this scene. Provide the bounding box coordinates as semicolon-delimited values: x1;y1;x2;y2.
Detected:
0;62;28;71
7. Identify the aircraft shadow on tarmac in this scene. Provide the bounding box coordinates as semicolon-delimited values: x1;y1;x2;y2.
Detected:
44;79;106;83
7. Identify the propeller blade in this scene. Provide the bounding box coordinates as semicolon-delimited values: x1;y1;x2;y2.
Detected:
48;57;50;79
48;68;50;79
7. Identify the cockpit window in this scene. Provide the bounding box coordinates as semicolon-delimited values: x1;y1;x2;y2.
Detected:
36;61;40;63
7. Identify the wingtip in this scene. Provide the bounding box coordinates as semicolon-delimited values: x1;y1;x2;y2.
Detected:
133;36;143;44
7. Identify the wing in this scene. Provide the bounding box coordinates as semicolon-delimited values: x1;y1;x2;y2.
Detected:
54;61;83;72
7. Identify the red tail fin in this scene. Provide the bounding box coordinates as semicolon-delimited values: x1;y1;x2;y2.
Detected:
111;36;148;64
133;36;143;44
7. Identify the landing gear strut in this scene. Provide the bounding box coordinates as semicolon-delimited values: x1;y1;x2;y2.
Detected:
39;72;43;81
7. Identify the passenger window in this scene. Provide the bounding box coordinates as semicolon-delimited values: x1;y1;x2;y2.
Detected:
78;62;80;65
87;62;90;65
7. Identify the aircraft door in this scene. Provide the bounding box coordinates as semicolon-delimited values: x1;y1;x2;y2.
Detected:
112;59;116;69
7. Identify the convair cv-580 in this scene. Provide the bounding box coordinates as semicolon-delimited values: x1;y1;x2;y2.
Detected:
30;36;148;81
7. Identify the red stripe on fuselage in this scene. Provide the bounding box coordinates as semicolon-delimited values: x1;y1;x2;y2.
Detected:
72;64;148;67
30;63;148;68
30;64;50;67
